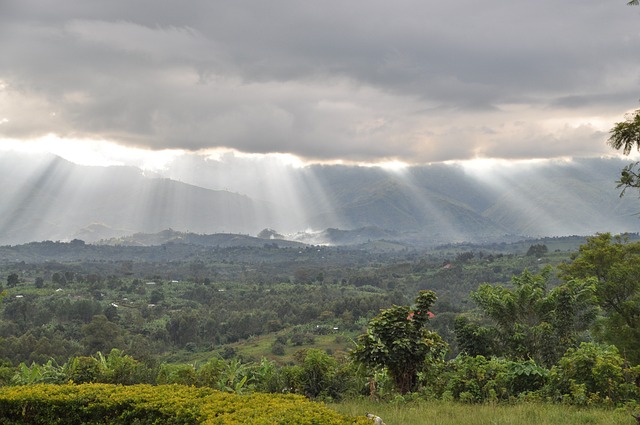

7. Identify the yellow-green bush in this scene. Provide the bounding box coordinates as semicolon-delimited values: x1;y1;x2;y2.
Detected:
0;384;369;425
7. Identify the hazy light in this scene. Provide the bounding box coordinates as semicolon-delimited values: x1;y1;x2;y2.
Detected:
0;152;83;243
201;148;306;169
448;156;606;237
455;157;549;173
375;166;466;242
159;150;339;234
374;160;410;173
0;134;186;170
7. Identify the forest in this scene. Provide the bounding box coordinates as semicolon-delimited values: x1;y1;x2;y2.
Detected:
0;232;638;420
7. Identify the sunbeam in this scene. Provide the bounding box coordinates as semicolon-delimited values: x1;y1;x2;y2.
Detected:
457;158;630;237
157;151;341;236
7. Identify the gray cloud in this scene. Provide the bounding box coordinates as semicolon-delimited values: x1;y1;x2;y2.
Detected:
1;0;639;163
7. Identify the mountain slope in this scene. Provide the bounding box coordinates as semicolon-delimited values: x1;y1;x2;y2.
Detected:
2;152;640;245
0;153;271;245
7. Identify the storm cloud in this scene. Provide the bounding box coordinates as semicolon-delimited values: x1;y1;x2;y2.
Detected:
1;0;639;163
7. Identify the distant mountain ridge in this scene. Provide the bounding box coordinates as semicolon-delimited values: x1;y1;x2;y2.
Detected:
100;228;305;248
0;152;269;245
1;151;639;246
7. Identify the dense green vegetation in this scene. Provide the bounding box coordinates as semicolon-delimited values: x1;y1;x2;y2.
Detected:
0;233;639;423
0;383;369;424
0;237;574;366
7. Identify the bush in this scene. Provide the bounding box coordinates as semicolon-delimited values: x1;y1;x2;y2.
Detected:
156;363;197;386
197;358;226;388
270;341;286;356
0;383;369;424
547;342;640;405
64;356;101;384
425;355;548;403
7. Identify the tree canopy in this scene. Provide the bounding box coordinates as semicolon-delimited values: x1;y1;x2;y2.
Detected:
462;268;597;367
608;109;640;155
560;233;640;363
351;290;446;394
607;108;640;194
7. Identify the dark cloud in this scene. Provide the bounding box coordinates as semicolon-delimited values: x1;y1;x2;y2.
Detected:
1;0;639;163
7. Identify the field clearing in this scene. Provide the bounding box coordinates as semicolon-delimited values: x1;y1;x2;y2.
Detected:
232;331;355;363
331;399;635;425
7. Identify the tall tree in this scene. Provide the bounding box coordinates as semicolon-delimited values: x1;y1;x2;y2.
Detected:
560;233;640;363
608;0;639;190
81;315;126;355
6;273;19;288
351;290;446;394
608;108;640;195
466;268;597;367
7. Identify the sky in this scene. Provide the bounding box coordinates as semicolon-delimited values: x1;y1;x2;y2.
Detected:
1;0;639;169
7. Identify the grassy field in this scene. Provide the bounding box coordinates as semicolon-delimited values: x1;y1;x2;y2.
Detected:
331;399;635;425
232;332;355;362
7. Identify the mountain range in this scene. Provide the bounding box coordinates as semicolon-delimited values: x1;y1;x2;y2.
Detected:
1;151;639;246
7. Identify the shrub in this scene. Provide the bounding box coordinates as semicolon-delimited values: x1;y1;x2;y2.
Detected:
547;342;640;405
156;363;198;386
425;355;548;403
0;383;369;424
197;358;226;388
64;356;102;384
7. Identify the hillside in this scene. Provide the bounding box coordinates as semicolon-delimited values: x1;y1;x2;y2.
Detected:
0;153;271;245
2;152;640;245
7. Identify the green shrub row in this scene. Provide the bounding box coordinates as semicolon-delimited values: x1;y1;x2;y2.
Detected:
3;344;639;408
1;349;363;401
420;343;640;406
0;383;370;425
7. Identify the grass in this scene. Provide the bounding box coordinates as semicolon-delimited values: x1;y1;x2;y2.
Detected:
227;331;356;363
160;329;357;365
331;399;635;425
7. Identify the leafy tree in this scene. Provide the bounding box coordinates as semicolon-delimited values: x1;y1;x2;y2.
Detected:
81;315;126;355
251;357;286;393
609;0;639;191
351;290;446;394
156;363;198;386
548;342;640;405
197;357;226;388
34;277;44;288
560;233;640;363
609;109;640;156
51;272;66;286
526;244;548;257
271;341;286;356
96;349;148;385
453;315;498;357
608;109;640;155
166;310;199;347
467;268;597;366
6;273;18;288
608;107;640;195
68;299;102;323
298;349;340;399
64;356;102;383
428;355;548;403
